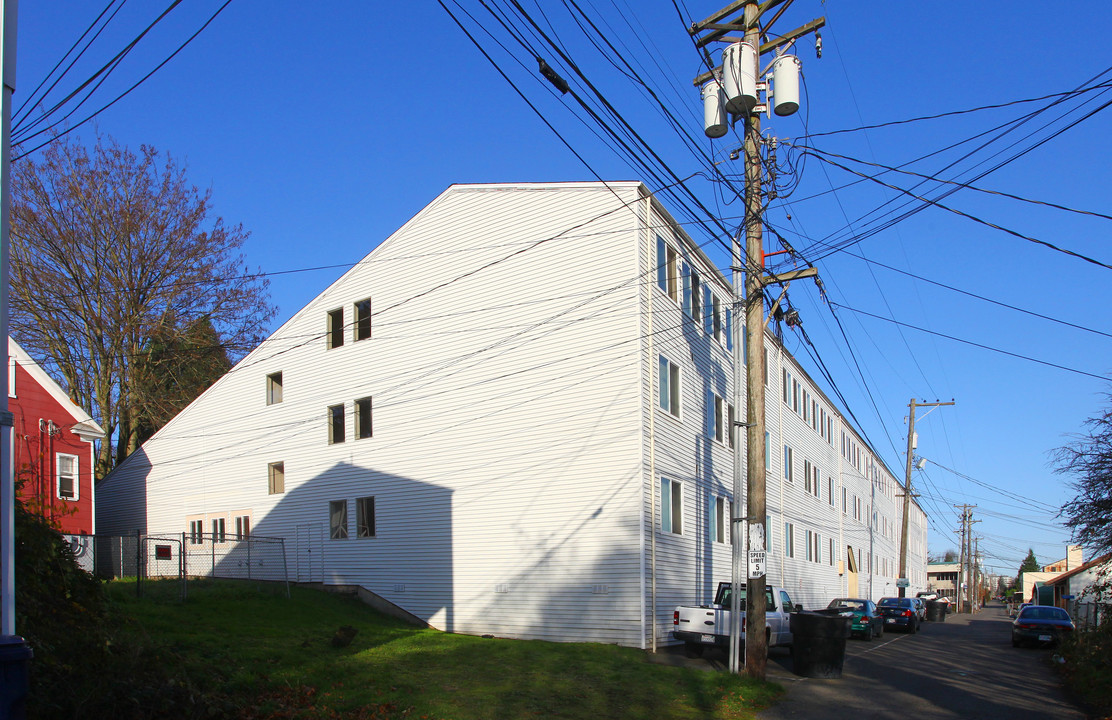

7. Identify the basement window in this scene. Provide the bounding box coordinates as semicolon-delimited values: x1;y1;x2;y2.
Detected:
357;497;376;538
330;500;348;540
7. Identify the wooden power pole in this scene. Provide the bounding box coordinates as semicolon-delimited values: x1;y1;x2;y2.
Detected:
688;0;823;680
898;399;953;597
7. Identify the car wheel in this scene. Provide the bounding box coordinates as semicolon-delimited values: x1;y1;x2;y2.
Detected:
684;643;704;658
864;625;873;641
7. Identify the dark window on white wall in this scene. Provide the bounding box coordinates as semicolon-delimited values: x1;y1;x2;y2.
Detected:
268;462;285;494
355;397;373;439
329;404;345;444
189;520;203;544
330;500;348;539
266;372;283;405
354;299;372;341
658;356;681;417
656;236;678;301
327;308;344;349
661;478;683;534
357;497;376;538
212;518;226;542
235;515;251;539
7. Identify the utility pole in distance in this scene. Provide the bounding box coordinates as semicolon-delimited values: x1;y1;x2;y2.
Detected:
898;399;953;597
689;0;823;680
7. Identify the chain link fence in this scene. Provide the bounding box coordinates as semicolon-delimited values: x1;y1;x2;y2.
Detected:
64;532;290;600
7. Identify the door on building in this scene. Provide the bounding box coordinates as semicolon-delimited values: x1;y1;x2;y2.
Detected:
846;545;859;597
295;523;323;583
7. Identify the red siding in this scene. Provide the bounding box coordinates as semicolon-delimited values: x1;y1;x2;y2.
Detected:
10;363;97;535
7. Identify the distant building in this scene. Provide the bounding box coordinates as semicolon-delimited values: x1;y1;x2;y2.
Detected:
927;562;960;601
1042;545;1083;574
9;337;104;536
97;182;929;647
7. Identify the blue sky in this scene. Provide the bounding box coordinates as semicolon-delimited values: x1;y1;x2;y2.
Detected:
15;0;1112;577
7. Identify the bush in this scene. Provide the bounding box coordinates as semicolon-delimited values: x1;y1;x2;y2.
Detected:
1058;616;1112;717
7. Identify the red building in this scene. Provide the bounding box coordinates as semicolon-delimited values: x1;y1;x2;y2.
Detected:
9;338;104;535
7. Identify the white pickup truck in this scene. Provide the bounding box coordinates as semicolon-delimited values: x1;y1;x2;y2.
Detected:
672;582;799;656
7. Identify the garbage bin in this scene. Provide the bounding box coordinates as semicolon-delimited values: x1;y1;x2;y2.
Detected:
0;635;33;720
926;600;946;622
790;612;850;678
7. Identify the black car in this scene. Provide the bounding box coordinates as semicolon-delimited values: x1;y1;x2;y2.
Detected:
877;596;920;633
1012;605;1074;647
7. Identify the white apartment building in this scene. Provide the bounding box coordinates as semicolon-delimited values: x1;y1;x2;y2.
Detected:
97;181;928;647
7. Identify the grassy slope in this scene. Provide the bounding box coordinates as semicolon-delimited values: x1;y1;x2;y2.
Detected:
106;580;782;720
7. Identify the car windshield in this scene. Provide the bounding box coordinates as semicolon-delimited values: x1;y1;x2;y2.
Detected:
1019;606;1070;621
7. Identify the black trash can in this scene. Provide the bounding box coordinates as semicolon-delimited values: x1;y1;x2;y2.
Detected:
790;612;850;678
926;601;946;622
0;635;33;720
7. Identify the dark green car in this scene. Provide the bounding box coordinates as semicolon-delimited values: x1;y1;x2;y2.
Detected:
825;598;884;640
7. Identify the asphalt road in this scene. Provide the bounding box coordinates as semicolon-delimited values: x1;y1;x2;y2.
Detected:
651;603;1087;720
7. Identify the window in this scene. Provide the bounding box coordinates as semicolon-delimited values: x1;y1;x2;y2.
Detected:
725;307;733;351
357;496;376;538
809;462;820;498
811;400;818;431
806;529;820;562
235;515;251;539
765;431;770;469
212;518;226;543
792;379;800;413
327;308;344;349
703;285;713;334
854;495;862;521
712;293;723;342
828;477;835;506
266;372;283;405
710;495;727;543
727;404;736;449
658;356;681;418
691;270;702;323
784;522;795;558
330;500;348;539
656;236;678;301
328;404;345;444
783;445;793;482
660;478;682;534
842;487;847;514
782;368;790;404
268;462;285;494
354;298;372;341
804;460;813;495
802;390;809;422
829;538;835;567
707;391;725;443
355;397;373;439
189;520;203;544
56;454;78;500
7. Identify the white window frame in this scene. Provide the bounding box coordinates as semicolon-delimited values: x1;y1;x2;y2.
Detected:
709;494;728;544
784;521;795;558
328;403;346;444
212;517;226;543
656;236;679;302
268;461;285;494
327;307;345;349
658;356;681;419
783;445;793;482
56;453;79;501
235;515;251;539
355;396;373;439
189;520;203;544
353;298;372;342
660;477;683;535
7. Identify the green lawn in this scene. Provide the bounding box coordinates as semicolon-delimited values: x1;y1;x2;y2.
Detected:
98;579;782;719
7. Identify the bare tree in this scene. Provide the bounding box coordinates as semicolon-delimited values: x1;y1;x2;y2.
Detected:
10;132;276;477
1054;397;1112;557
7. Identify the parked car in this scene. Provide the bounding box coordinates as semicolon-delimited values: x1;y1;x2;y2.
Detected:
910;597;927;621
1012;605;1075;647
877;596;920;633
822;598;884;641
1012;601;1032;618
672;582;798;657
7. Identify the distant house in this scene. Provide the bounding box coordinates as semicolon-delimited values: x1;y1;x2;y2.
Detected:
1019;545;1085;605
1042;545;1083;574
9;337;105;536
927;562;959;601
97;182;928;647
1048;553;1111;625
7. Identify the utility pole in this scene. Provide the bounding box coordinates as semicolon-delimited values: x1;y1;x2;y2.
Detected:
898;399;953;597
689;0;823;679
955;505;969;613
973;537;980;613
0;0;16;640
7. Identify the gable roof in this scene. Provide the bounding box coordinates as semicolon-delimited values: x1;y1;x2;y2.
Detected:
9;337;105;441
